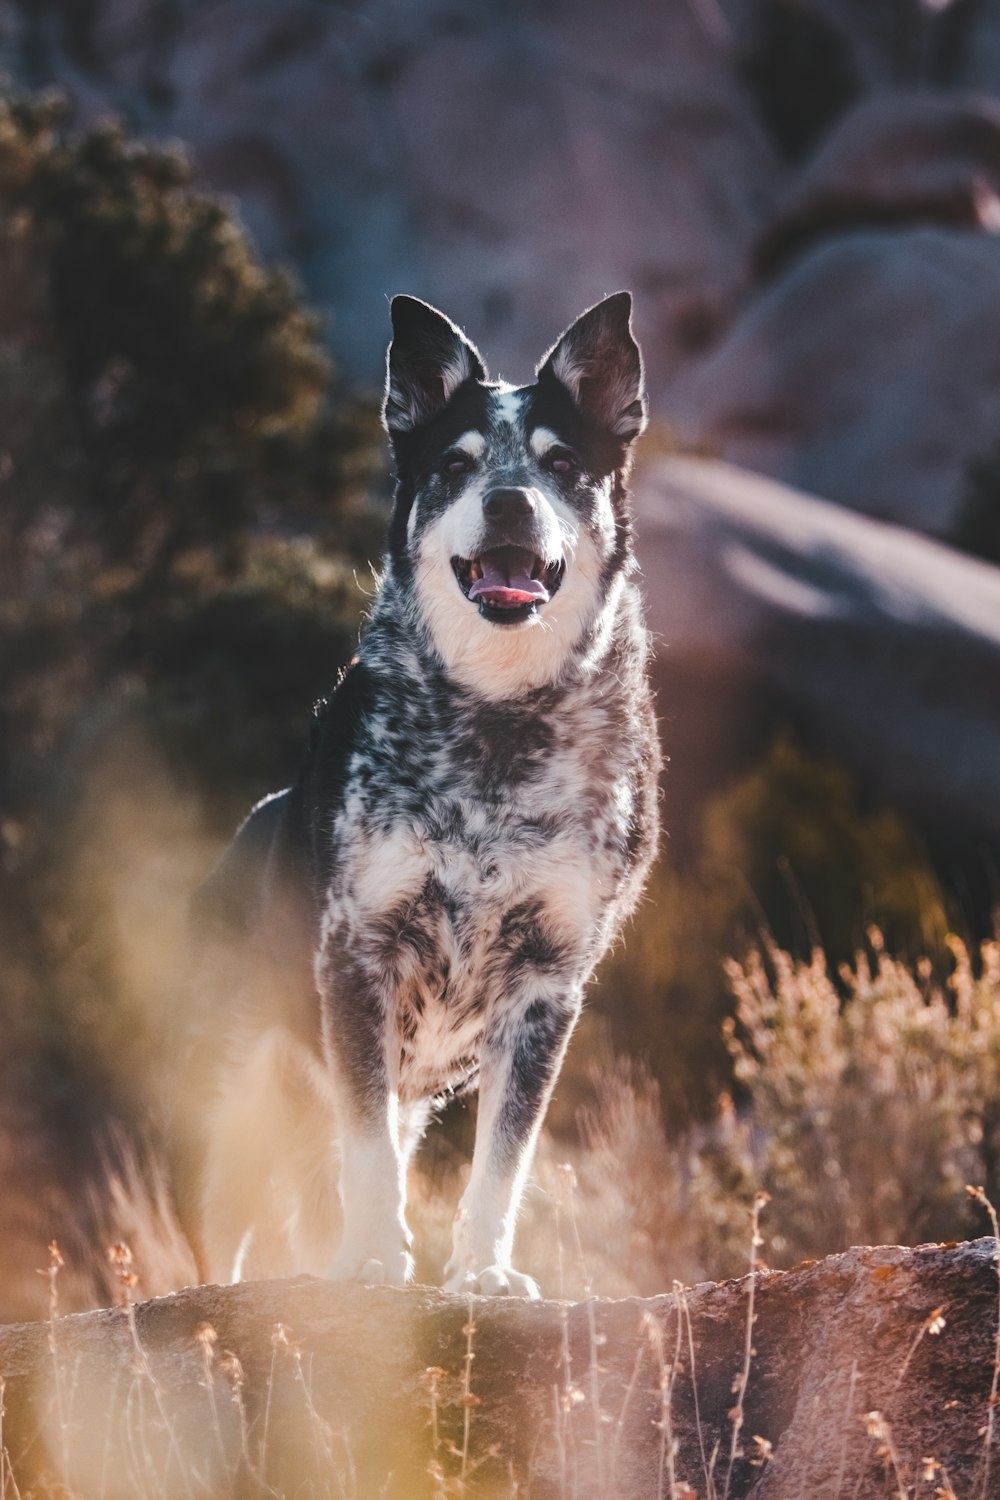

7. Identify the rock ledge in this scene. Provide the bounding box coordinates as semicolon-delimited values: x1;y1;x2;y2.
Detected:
1;1238;996;1498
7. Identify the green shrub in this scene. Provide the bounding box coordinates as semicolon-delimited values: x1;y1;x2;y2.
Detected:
0;85;383;811
591;732;950;1129
0;85;381;1140
0;88;379;574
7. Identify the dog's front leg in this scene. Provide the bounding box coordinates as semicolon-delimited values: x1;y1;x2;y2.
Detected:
320;962;414;1288
329;1097;414;1288
444;992;581;1298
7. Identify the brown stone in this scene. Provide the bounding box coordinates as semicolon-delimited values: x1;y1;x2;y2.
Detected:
0;0;779;389
636;456;1000;846
1;1239;996;1498
755;93;1000;278
665;226;1000;538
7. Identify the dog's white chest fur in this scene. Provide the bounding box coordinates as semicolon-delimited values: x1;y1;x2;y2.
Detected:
324;748;621;1101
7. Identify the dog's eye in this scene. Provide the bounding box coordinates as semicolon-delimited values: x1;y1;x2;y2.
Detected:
547;451;578;476
443;453;474;476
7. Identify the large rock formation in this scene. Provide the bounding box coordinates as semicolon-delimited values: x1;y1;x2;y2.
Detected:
730;0;997;99
670;95;1000;538
5;2;1000;536
754;91;1000;275
635;456;1000;844
0;1238;996;1498
0;0;778;391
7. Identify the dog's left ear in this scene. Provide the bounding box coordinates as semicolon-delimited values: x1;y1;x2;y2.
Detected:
384;296;488;438
537;292;647;442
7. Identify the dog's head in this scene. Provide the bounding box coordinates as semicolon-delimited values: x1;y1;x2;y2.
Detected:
381;293;647;699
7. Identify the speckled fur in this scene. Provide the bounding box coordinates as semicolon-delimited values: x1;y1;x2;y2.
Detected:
182;293;660;1297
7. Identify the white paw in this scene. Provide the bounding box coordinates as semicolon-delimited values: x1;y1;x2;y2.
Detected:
443;1263;541;1299
327;1248;414;1288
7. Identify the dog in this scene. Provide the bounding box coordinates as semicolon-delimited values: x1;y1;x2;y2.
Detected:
173;292;661;1298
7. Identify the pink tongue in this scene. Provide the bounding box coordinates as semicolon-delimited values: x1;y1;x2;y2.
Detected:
469;553;548;607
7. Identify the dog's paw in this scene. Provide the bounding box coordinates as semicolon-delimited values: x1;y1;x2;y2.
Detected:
443;1263;541;1299
359;1253;414;1288
327;1248;414;1288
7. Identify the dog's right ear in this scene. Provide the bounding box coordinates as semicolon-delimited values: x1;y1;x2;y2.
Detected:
383;297;487;438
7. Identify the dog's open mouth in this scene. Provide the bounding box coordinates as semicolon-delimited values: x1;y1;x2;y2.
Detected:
452;545;565;624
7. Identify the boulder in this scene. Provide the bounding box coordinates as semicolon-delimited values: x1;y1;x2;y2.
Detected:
754;92;1000;275
0;1238;996;1498
665;229;1000;537
0;0;779;388
8;0;1000;537
731;0;984;97
635;456;1000;842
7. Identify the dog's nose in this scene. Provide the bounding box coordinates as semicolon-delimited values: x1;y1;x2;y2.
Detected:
483;487;536;521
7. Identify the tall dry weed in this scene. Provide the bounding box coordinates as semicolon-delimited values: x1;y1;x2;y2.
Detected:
412;933;1000;1298
718;932;1000;1265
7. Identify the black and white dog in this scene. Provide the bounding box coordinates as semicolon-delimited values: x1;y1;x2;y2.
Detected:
179;292;660;1298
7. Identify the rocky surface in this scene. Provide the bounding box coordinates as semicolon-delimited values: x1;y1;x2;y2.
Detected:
5;2;1000;534
730;0;998;98
0;1238;996;1499
0;0;778;392
754;91;1000;275
670;96;1000;538
666;224;1000;537
635;456;1000;840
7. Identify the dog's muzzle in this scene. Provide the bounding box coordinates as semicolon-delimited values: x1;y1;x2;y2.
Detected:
451;488;566;625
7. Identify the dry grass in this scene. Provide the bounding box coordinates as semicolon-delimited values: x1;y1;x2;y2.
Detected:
468;932;1000;1300
4;922;1000;1494
719;932;1000;1263
4;1186;996;1499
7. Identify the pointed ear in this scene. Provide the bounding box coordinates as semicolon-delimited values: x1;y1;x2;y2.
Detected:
383;296;487;437
537;292;647;442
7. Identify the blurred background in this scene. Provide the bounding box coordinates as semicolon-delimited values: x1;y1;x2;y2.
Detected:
4;0;1000;1319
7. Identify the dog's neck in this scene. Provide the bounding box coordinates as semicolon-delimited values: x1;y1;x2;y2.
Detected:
360;562;638;707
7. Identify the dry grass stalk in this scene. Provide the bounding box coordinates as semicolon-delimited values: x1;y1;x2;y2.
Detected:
39;1240;77;1489
643;1307;685;1499
967;1185;1000;1500
608;1330;647;1496
421;1364;448;1499
124;1250;194;1499
459;1297;481;1485
0;1376;22;1500
676;1284;711;1496
832;1357;858;1499
893;1305;947;1393
860;1409;908;1500
721;1190;769;1500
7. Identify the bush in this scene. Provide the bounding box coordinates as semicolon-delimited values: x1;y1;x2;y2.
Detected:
0;86;383;814
475;934;1000;1298
589;732;950;1129
718;933;1000;1264
0;87;379;573
0;85;382;1172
